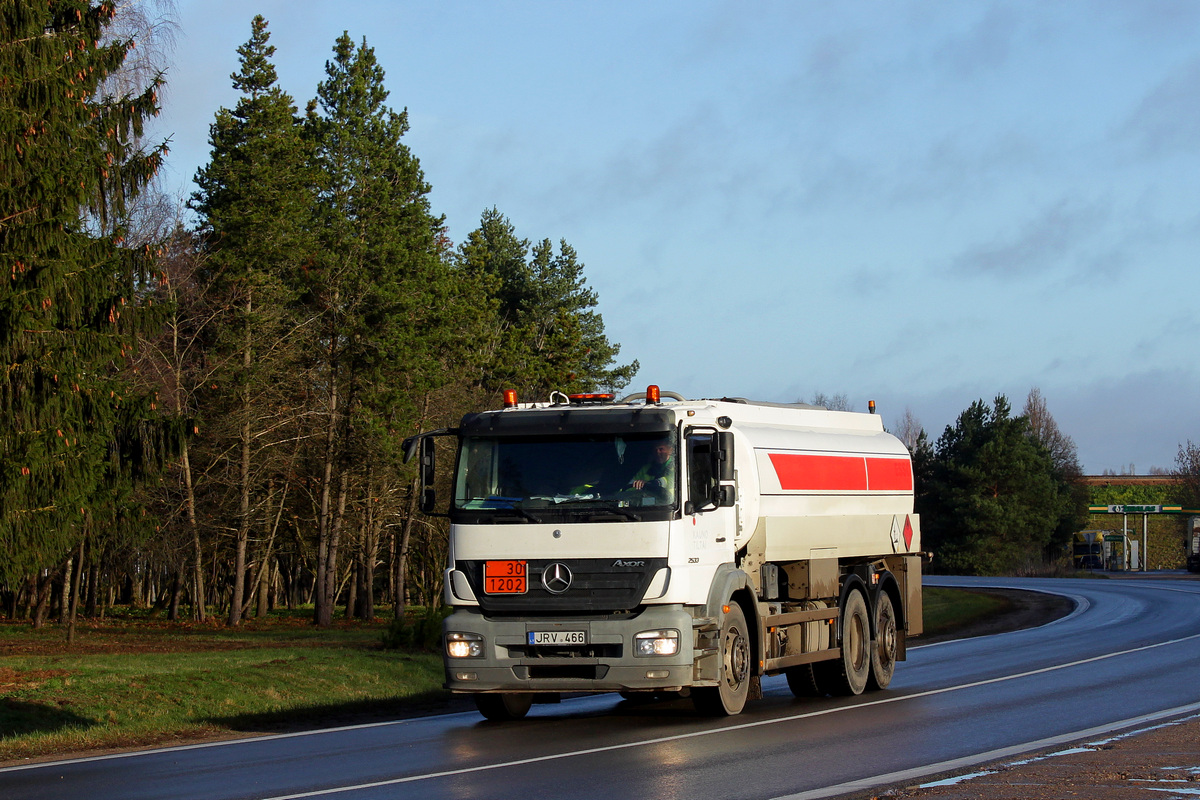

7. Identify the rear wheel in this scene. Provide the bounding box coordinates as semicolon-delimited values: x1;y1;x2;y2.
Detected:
693;603;751;715
815;589;870;696
474;692;533;721
784;663;822;697
868;591;897;691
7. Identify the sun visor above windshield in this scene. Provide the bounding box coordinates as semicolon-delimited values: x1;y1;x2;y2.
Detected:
459;407;675;436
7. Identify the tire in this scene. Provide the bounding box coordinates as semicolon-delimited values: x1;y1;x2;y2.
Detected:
785;663;822;697
693;603;752;716
868;591;898;691
816;589;870;696
474;692;533;721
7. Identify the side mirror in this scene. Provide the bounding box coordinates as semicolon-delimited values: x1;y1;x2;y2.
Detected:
713;432;736;507
715;432;735;482
420;487;438;515
403;427;457;517
418;436;437;514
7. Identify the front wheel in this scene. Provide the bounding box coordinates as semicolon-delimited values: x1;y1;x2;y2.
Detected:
693;603;751;716
474;692;533;721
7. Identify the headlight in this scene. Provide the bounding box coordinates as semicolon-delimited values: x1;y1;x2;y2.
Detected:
446;632;484;658
634;629;680;657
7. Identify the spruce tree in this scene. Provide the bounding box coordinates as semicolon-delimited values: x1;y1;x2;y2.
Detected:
1;0;169;587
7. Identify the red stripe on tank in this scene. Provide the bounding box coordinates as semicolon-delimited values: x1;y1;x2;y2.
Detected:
768;453;911;492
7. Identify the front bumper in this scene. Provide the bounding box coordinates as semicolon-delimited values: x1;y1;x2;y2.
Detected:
442;605;697;693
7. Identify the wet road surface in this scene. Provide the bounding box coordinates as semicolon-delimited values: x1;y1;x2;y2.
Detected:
3;575;1199;800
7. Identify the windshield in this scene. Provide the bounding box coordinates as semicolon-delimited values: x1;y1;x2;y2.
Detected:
454;430;678;522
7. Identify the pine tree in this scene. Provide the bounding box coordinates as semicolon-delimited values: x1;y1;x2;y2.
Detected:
190;15;315;625
305;33;487;624
1;1;169;588
919;396;1075;575
458;208;637;399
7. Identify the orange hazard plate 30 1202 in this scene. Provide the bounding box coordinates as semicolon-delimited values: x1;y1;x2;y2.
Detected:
484;560;527;594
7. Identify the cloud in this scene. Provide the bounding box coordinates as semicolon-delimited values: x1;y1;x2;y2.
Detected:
1119;56;1200;158
885;129;1044;207
929;3;1022;77
946;199;1108;278
1114;1;1200;53
879;370;1198;475
1052;370;1200;473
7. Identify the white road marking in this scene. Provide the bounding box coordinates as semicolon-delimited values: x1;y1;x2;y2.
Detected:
6;598;1199;799
772;702;1200;800
911;713;1200;791
917;769;996;787
248;631;1200;800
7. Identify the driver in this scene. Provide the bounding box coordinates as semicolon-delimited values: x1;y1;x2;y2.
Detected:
629;441;675;493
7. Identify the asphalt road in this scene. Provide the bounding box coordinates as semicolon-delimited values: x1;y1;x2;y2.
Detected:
3;575;1199;800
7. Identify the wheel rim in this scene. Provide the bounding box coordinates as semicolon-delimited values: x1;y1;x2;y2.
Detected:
878;604;896;669
724;624;749;689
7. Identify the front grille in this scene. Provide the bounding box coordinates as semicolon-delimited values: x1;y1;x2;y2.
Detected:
459;558;667;614
505;643;623;659
513;665;611;680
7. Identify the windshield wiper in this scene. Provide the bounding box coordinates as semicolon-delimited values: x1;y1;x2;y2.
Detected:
588;508;641;522
482;508;543;523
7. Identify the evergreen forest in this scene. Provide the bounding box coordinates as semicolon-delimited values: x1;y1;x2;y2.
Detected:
1;5;636;627
4;4;1192;629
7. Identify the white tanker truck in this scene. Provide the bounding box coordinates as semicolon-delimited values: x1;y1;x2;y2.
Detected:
404;386;923;719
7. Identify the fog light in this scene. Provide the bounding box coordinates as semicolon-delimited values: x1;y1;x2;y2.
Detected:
634;629;680;657
446;632;484;658
454;672;478;681
645;670;670;679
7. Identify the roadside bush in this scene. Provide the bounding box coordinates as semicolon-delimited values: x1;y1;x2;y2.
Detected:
382;606;450;651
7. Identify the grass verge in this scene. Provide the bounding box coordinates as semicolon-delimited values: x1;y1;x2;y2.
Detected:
922;586;1009;636
0;612;445;764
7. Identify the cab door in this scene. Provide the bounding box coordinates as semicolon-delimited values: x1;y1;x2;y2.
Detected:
684;430;735;566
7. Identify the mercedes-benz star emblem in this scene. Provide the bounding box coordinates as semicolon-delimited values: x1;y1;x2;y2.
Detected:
541;562;573;594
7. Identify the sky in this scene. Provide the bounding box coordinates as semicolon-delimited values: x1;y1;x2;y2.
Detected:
146;0;1200;475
